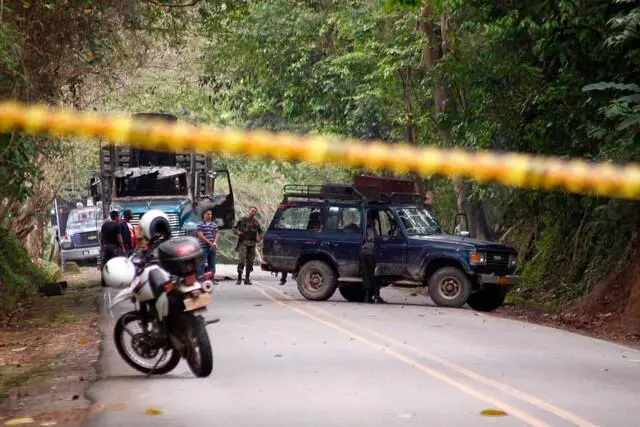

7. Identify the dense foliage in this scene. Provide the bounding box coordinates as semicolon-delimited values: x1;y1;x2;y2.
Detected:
194;0;639;305
1;0;639;314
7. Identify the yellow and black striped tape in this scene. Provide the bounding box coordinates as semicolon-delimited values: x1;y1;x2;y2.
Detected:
1;101;639;199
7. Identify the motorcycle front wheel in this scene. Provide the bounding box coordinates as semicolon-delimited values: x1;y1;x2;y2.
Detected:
114;311;181;375
184;315;213;378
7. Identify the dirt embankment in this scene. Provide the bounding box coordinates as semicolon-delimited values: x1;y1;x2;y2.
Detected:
496;239;640;347
0;267;102;426
565;244;640;340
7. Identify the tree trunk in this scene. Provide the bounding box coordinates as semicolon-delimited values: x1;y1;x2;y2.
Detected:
396;66;426;197
419;6;493;239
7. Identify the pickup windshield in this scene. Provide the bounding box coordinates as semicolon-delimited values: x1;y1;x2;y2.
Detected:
395;207;442;235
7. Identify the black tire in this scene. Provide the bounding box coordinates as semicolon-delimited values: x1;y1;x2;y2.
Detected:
427;267;472;308
184;315;213;378
467;285;507;312
114;311;181;375
297;260;338;301
339;285;366;302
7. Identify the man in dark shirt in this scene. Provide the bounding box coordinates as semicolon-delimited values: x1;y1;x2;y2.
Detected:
360;210;385;304
120;209;135;256
100;210;125;286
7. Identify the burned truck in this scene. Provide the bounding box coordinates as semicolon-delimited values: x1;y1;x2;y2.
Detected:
90;113;235;238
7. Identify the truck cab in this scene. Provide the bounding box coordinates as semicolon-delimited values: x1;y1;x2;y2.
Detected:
110;166;197;236
261;176;519;312
90;113;235;238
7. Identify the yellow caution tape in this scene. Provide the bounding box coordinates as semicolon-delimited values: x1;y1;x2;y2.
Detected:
1;101;640;199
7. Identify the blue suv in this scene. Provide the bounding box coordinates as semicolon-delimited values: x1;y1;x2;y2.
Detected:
261;176;520;312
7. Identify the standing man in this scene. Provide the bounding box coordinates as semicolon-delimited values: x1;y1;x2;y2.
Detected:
233;206;263;285
121;209;135;257
424;188;435;209
360;210;385;304
197;208;218;279
99;210;125;287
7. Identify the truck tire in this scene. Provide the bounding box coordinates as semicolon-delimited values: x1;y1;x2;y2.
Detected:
467;285;506;312
428;267;472;308
297;260;338;301
338;285;366;302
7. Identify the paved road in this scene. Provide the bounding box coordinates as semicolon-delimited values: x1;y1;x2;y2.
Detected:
84;265;640;427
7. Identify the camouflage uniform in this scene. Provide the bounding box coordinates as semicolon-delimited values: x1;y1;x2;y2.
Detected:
233;216;263;284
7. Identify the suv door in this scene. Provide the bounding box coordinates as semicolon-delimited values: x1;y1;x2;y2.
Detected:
320;205;363;277
266;203;324;271
369;208;407;278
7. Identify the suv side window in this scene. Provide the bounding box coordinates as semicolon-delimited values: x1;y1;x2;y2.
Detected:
372;209;399;237
275;206;323;231
324;206;362;233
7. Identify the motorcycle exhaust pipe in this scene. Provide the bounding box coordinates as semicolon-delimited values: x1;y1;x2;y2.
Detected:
201;280;214;293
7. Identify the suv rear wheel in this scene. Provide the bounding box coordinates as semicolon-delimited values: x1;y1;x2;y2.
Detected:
428;267;472;308
297;260;338;301
338;285;366;302
466;285;506;312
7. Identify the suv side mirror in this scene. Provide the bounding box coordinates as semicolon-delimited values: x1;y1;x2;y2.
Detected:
453;213;470;237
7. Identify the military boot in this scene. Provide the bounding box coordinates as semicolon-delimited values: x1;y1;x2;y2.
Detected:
236;268;243;285
244;269;252;285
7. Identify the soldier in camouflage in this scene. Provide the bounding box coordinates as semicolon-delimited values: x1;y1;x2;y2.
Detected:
233;206;263;285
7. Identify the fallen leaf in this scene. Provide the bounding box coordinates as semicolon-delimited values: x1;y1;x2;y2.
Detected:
274;354;282;358
77;338;88;345
480;409;507;417
11;347;27;352
397;413;414;419
40;422;57;426
4;418;35;425
145;408;162;416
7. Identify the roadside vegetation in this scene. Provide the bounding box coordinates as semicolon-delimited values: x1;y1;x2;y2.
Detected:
1;1;639;337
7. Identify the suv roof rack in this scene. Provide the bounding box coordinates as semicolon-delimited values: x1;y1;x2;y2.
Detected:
353;175;422;204
283;177;424;205
283;184;367;202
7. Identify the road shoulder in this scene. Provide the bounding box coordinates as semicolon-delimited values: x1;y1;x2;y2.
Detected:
0;267;101;427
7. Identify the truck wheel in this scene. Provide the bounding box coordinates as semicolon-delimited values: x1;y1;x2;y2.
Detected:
297;261;337;301
428;267;472;308
339;285;366;302
467;285;506;312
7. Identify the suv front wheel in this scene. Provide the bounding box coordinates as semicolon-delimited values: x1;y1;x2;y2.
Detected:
428;267;472;308
297;260;338;301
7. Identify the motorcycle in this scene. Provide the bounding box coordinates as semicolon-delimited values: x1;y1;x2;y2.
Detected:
106;235;217;378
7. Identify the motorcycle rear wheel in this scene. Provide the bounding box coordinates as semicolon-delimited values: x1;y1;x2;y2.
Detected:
184;315;213;378
114;311;181;375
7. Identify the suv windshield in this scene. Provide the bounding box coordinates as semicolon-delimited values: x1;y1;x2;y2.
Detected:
66;209;102;229
395;207;442;235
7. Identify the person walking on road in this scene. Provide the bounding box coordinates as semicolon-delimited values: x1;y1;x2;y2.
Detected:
99;210;125;287
197;208;219;279
233;206;263;285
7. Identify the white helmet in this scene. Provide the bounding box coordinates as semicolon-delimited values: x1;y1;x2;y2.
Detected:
102;257;136;288
139;209;172;241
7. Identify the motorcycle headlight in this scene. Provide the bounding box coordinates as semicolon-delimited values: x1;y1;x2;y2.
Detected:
509;254;517;268
470;251;487;265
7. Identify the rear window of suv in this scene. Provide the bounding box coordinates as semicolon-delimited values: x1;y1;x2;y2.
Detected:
275;205;323;231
